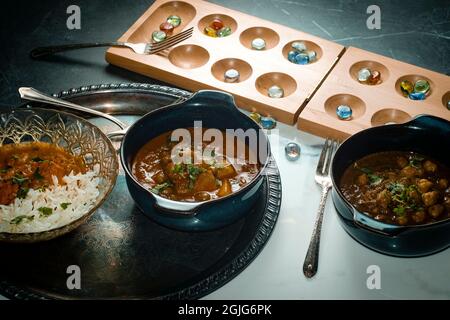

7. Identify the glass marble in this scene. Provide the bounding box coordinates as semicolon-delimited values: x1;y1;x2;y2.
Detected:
294;52;310;65
306;50;317;62
249;112;261;123
285;142;301;161
447;100;450;110
287;50;298;62
210;18;224;30
409;92;426;100
336;105;352;120
152;31;167;43
268;85;284;98
167;15;182;27
217;26;232;37
251;38;266;50
414;79;430;95
400;80;414;96
224;68;240;83
260;116;277;129
368;70;381;85
357;68;371;82
204;26;217;37
159;22;174;35
291;41;307;52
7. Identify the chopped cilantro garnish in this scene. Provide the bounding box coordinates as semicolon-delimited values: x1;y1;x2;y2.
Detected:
33;168;44;180
12;173;28;185
359;168;382;185
60;202;71;210
409;155;424;168
172;163;183;174
368;174;383;186
10;215;34;225
0;166;11;174
151;182;172;195
38;207;53;217
393;206;406;216
16;187;29;199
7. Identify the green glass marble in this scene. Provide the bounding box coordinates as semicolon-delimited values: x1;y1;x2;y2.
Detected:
414;79;430;95
167;15;182;27
217;26;232;37
152;30;167;43
400;80;414;97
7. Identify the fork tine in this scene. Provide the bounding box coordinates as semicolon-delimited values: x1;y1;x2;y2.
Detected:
316;138;330;175
150;28;193;49
147;27;193;50
148;30;193;54
323;139;338;175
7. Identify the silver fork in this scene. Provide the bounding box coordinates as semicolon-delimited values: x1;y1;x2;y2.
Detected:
30;27;194;59
303;138;339;278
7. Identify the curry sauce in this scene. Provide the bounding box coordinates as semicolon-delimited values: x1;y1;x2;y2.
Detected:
132;128;261;202
0;142;87;205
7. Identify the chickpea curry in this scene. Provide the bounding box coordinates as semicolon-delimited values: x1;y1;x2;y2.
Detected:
131;128;261;202
340;151;450;226
0;142;87;206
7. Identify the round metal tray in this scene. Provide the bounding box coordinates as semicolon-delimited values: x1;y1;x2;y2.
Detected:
0;83;282;300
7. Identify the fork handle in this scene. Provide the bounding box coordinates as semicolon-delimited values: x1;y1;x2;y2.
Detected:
303;186;331;278
30;42;124;59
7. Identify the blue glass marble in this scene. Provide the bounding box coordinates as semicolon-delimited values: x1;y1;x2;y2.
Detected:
260;116;277;129
288;50;299;62
285;142;301;161
408;92;426;100
336;105;352;120
294;53;310;65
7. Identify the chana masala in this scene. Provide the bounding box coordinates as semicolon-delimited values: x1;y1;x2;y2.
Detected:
131;128;261;202
339;151;450;226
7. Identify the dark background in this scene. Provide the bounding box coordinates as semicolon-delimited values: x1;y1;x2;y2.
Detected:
0;0;449;108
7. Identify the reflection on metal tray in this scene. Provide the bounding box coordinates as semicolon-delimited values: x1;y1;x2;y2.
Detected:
0;83;282;300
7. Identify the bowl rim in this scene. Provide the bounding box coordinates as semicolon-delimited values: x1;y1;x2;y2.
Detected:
0;107;119;240
331;115;450;231
120;91;271;215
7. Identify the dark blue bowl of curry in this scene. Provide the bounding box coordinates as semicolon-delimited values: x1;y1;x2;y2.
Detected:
331;115;450;257
120;90;271;232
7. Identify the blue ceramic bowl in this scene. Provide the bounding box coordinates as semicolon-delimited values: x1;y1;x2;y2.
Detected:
120;90;270;231
331;115;450;257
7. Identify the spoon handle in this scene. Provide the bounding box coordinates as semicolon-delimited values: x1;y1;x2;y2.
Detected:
18;87;127;130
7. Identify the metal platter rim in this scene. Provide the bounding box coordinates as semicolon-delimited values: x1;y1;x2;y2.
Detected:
0;82;282;300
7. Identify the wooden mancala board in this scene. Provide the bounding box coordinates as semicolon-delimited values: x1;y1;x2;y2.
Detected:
298;46;450;141
105;0;345;124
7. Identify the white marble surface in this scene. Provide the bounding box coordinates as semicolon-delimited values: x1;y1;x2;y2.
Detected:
1;119;449;300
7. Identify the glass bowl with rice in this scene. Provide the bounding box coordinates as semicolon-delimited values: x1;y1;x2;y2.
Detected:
0;108;119;243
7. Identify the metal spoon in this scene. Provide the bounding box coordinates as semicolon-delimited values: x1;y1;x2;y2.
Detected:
18;87;128;132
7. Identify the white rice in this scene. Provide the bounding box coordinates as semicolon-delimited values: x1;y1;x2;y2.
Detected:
0;166;100;233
